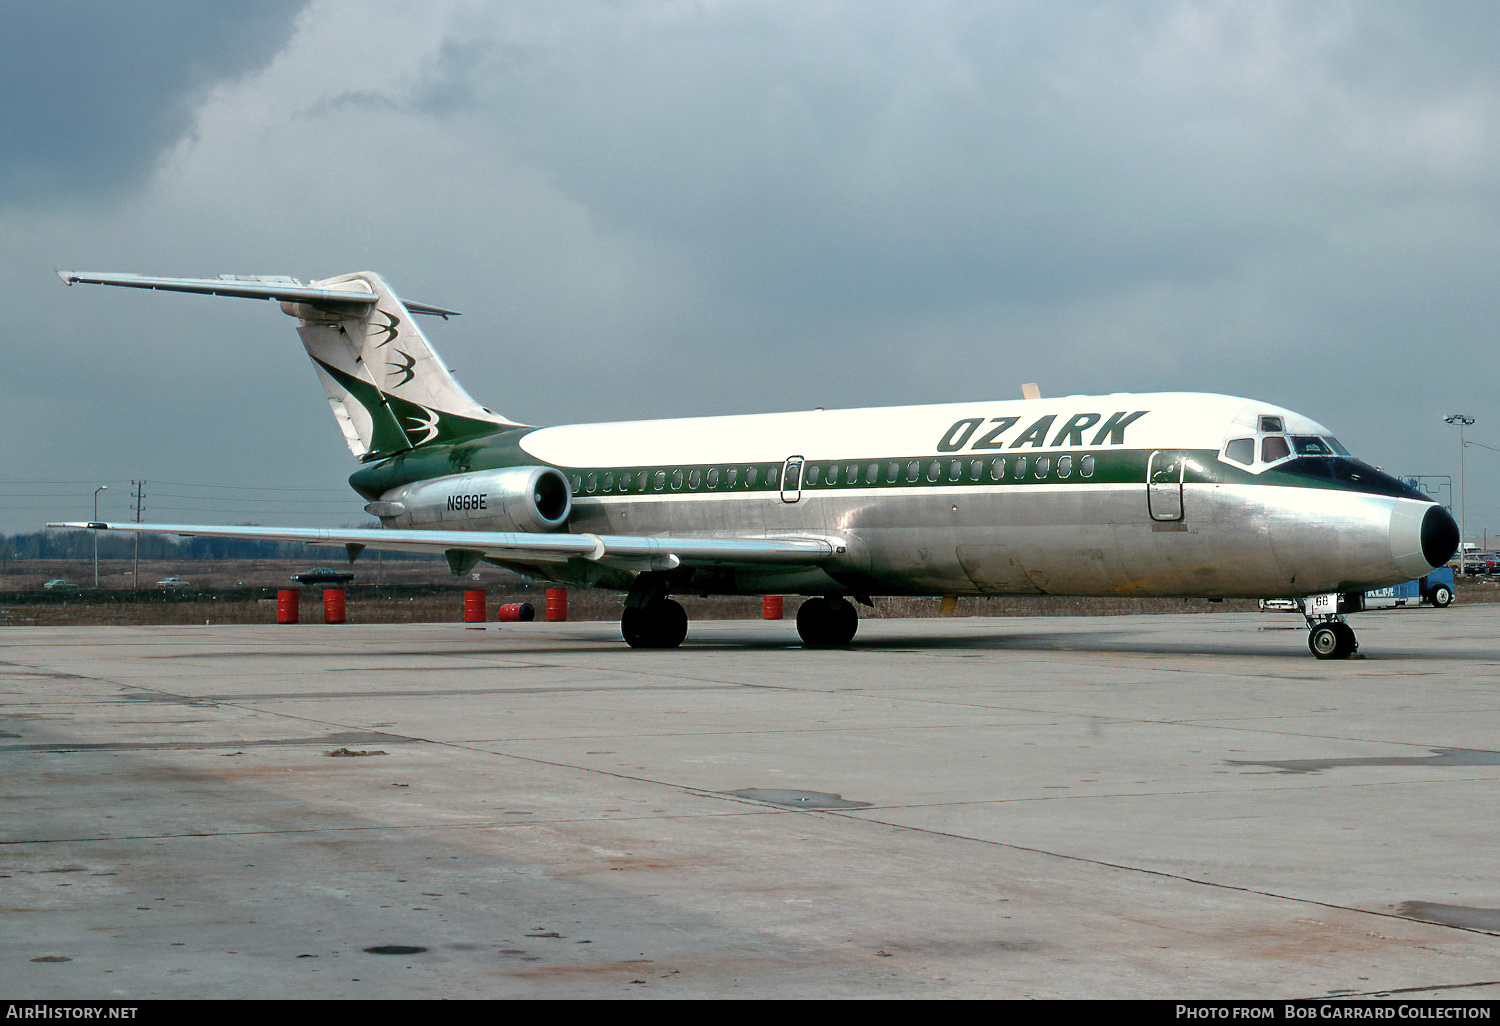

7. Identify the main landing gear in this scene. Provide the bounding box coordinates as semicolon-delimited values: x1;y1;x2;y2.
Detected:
1303;593;1358;660
795;596;860;647
620;573;688;649
619;573;862;649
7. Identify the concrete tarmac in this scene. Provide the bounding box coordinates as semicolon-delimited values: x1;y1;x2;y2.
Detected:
3;608;1499;1000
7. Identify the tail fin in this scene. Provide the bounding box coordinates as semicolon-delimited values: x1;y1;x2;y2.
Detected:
289;272;516;459
59;270;517;460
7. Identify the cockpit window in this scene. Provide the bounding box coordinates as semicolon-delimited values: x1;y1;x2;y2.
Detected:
1259;416;1285;432
1261;435;1291;463
1224;437;1255;466
1292;435;1335;456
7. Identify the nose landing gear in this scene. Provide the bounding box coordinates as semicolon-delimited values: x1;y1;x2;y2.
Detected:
1308;620;1358;659
1303;593;1359;659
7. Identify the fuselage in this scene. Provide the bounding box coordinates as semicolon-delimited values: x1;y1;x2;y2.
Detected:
350;391;1458;601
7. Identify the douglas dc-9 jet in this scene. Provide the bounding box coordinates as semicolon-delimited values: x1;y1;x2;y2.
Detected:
53;270;1458;657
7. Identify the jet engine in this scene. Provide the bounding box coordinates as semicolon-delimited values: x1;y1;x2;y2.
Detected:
365;466;572;533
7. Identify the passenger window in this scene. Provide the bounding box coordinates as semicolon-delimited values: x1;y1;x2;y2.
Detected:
652;470;666;490
671;469;684;490
602;471;614;492
1035;456;1050;478
726;467;738;488
1057;455;1073;478
706;468;719;489
1014;456;1028;478
990;458;1004;481
867;463;880;483
1080;455;1094;478
1261;436;1291;463
688;469;701;488
969;458;983;480
806;465;820;486
1224;438;1255;465
569;474;582;494
906;460;921;483
926;460;941;482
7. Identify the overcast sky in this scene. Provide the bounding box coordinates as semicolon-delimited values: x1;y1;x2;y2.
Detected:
2;0;1497;539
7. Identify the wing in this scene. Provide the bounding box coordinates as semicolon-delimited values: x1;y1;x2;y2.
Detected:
47;521;840;575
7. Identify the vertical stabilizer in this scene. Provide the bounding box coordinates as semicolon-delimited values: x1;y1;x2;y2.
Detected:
283;272;516;459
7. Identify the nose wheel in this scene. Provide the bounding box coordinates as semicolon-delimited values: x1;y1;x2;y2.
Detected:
1308;620;1358;659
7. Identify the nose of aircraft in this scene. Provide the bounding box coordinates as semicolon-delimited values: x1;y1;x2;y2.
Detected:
1421;502;1460;569
1389;500;1459;580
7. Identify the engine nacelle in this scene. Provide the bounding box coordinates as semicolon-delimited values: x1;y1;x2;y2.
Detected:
367;466;572;533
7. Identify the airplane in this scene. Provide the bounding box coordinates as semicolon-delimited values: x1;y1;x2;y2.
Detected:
52;270;1459;658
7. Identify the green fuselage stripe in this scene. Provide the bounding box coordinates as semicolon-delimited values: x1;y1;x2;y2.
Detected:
348;429;1426;504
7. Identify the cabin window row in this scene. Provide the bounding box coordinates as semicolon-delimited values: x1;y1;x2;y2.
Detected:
567;454;1096;496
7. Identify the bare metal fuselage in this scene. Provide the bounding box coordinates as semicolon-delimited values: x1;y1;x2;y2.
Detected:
530;478;1434;600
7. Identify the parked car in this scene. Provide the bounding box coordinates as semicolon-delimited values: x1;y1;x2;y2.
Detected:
291;567;354;585
155;577;191;589
41;578;79;591
1456;552;1500;575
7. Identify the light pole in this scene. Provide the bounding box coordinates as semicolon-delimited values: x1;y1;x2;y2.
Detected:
93;485;108;587
1444;414;1474;574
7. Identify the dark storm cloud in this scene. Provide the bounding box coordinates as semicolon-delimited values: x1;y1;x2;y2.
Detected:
0;1;306;203
4;1;1499;534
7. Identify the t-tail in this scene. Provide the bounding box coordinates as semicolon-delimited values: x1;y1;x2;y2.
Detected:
58;270;517;459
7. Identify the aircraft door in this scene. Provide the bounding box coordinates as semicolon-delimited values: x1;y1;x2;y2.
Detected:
781;456;804;503
1147;450;1185;521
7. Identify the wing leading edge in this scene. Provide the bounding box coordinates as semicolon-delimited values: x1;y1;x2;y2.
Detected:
47;521;839;574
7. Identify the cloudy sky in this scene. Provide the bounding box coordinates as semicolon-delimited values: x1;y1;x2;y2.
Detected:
2;0;1497;539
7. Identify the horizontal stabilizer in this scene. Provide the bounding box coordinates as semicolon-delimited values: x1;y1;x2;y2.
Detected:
57;272;460;318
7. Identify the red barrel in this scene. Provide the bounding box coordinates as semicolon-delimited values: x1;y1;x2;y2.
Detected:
276;589;300;625
496;602;535;622
762;595;784;620
545;588;568;622
463;590;487;623
323;588;346;624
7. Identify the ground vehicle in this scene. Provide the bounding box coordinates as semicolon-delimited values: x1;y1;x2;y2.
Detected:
155;577;191;589
1459;552;1500;576
41;579;79;591
1361;567;1455;609
292;567;354;585
1261;566;1455;614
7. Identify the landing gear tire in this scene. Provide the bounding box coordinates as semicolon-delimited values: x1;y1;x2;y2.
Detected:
1308;621;1357;660
796;597;859;647
1428;585;1453;608
621;599;688;649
